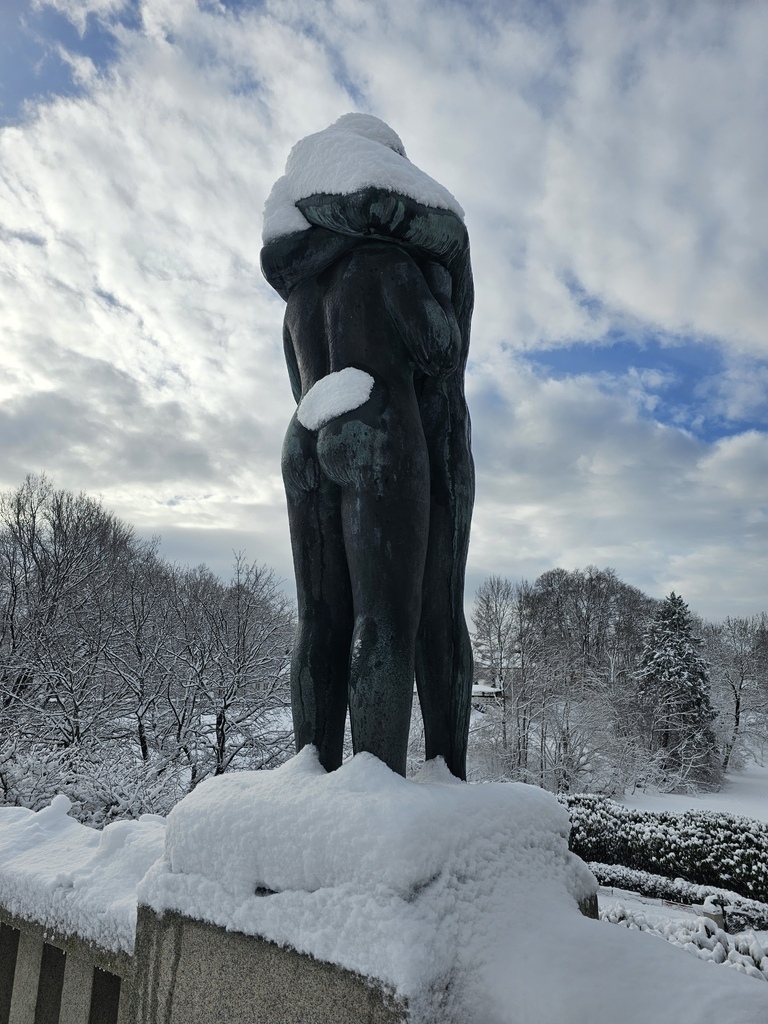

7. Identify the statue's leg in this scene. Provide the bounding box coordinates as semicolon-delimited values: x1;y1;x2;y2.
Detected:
282;414;352;772
316;395;430;776
415;380;475;780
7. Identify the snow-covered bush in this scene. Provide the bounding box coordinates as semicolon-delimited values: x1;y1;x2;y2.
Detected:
0;741;187;825
601;902;768;982
564;793;768;902
591;862;768;931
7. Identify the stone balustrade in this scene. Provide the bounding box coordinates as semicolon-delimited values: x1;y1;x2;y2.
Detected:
0;905;130;1024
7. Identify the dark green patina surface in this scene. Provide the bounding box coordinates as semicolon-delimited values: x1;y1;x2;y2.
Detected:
261;187;474;779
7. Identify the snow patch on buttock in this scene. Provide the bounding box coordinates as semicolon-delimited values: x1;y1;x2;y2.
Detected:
296;367;375;430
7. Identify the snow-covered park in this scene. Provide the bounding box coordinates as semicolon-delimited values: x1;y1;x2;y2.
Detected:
2;749;768;1024
1;30;767;1022
619;760;768;824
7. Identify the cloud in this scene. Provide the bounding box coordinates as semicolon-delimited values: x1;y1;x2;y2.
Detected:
34;0;132;36
0;0;765;619
466;357;767;619
705;362;768;427
533;0;768;355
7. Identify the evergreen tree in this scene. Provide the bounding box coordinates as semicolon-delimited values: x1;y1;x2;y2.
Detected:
637;592;720;788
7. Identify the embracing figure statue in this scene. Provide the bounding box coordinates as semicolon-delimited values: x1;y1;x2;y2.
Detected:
261;114;474;779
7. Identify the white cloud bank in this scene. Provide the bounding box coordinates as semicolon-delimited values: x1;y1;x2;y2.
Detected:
0;0;766;619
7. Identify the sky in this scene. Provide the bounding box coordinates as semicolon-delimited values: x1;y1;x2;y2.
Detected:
0;0;766;622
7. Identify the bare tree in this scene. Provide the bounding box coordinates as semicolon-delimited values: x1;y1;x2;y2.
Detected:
471;576;544;779
103;539;175;760
0;477;297;819
471;567;661;793
0;474;134;746
160;557;294;786
705;614;768;770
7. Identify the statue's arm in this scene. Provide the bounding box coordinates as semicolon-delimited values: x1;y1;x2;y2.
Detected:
261;227;362;300
283;321;302;404
384;258;462;380
296;188;469;266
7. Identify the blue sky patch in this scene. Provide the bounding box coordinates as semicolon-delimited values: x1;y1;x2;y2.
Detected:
525;335;767;443
0;0;135;125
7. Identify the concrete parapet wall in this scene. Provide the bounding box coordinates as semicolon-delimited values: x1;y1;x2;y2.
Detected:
130;905;407;1024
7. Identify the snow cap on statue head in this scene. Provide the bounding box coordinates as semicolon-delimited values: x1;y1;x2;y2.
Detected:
329;113;407;158
284;113;408;179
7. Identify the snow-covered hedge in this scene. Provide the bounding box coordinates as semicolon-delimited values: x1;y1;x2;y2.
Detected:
591;862;768;931
563;794;768;903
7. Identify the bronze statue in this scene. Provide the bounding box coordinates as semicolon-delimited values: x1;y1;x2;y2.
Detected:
261;115;474;778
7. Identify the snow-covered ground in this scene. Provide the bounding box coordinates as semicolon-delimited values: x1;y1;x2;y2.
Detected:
619;760;768;823
2;750;768;1024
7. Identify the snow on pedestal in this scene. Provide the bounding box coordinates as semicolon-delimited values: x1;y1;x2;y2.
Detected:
137;747;768;1024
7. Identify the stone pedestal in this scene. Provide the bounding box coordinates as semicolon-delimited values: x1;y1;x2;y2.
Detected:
130;906;407;1024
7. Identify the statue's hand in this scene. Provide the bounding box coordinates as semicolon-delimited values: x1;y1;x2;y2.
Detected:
421;262;453;305
296;190;384;238
296;187;462;251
